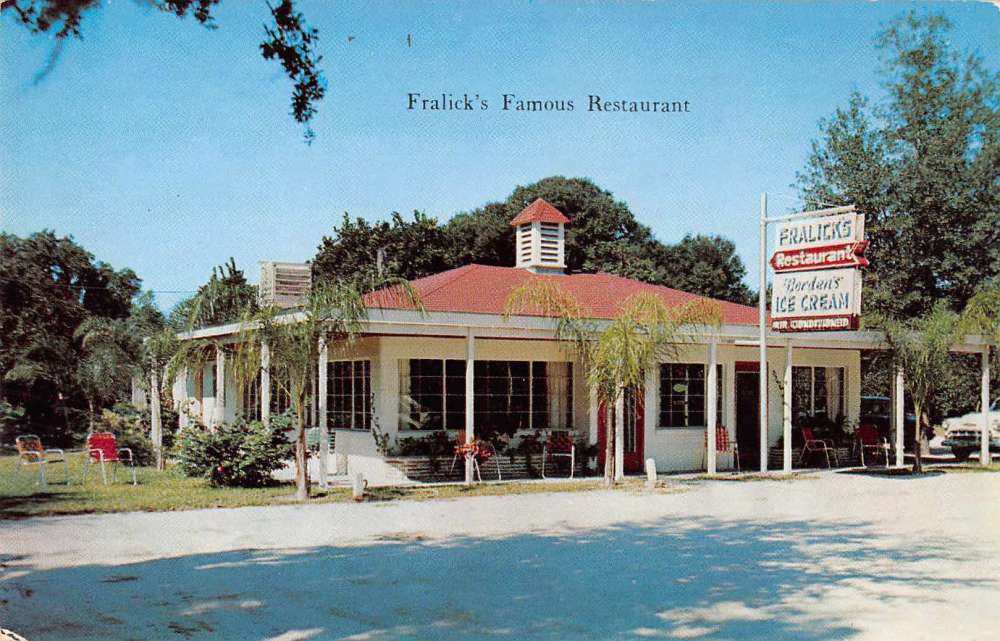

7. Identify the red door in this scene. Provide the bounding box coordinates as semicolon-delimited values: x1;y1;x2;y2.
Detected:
598;387;645;474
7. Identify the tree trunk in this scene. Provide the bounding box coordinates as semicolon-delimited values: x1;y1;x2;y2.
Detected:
604;401;616;487
150;369;163;470
912;401;923;474
294;404;310;500
87;399;95;434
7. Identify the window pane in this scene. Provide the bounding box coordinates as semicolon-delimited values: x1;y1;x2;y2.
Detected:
328;360;371;430
659;363;706;427
792;366;812;424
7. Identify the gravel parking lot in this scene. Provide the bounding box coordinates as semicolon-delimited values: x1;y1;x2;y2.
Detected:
3;471;1000;641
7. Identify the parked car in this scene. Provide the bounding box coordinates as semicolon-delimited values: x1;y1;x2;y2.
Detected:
941;399;1000;461
859;395;918;446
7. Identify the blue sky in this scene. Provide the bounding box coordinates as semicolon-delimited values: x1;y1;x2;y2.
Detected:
2;0;999;311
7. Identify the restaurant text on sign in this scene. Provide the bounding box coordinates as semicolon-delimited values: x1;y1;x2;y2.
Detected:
770;241;869;272
774;212;864;251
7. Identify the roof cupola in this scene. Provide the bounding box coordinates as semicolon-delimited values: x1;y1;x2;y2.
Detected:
510;198;570;275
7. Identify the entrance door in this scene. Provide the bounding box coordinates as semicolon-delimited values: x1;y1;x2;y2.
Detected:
598;387;645;474
736;371;760;470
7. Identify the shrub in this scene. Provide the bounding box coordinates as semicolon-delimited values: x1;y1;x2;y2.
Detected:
98;403;156;466
178;414;295;487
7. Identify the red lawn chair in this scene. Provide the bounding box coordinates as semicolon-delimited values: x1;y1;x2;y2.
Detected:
854;423;891;467
83;432;137;485
799;427;839;468
15;434;69;486
703;426;740;472
448;431;501;481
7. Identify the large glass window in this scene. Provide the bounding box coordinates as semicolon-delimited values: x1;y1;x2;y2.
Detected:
242;372;262;422
398;359;573;432
658;363;723;428
328;360;371;430
791;366;845;426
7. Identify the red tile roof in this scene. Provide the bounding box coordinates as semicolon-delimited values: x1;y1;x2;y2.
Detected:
365;264;759;325
509;198;571;227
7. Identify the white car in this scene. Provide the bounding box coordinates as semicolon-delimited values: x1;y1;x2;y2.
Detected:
942;399;1000;461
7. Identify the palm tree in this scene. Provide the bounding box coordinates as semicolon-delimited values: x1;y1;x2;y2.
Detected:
877;302;959;473
505;281;721;486
222;280;420;500
961;281;1000;369
74;317;140;433
140;328;179;469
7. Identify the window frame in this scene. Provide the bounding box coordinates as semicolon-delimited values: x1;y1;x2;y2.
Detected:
327;359;372;431
657;363;724;429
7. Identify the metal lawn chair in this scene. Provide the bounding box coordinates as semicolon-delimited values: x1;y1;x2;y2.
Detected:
542;431;575;478
702;426;740;472
799;427;839;468
854;423;891;467
448;431;501;481
15;434;69;486
83;431;137;485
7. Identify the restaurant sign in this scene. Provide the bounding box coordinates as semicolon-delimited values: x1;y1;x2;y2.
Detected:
772;212;866;273
770;267;862;332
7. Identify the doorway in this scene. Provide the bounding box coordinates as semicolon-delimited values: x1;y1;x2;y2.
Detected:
598;387;645;474
736;370;760;470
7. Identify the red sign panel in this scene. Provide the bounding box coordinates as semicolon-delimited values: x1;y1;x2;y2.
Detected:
770;241;869;273
771;315;860;333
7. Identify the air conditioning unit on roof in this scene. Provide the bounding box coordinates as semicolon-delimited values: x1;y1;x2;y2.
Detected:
259;261;311;308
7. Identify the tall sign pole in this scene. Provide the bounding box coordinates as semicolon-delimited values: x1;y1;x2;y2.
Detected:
759;193;769;473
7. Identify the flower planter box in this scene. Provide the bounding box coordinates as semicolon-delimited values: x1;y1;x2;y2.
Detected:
383;453;586;483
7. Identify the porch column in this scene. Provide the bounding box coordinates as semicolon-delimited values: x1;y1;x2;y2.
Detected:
783;339;793;473
981;347;991;466
894;366;905;467
214;346;226;426
464;331;475;485
614;389;625;481
706;341;718;474
318;338;329;487
588;383;599;445
260;340;271;426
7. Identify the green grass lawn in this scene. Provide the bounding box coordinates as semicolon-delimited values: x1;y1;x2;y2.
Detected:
0;453;651;519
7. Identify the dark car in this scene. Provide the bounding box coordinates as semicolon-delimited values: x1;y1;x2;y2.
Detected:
860;395;921;447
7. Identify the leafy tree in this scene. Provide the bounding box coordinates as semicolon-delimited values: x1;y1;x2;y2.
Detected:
961;280;1000;371
314;176;757;305
0;231;140;442
169;258;258;330
506;281;720;486
313;212;451;289
798;13;1000;320
3;0;326;141
877;303;959;473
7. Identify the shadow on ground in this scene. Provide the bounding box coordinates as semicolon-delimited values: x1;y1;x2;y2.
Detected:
0;515;986;641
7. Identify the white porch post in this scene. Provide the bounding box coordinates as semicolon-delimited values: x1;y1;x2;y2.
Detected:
706;341;718;474
588;383;599;446
260;340;271;426
318;338;329;488
783;339;793;473
981;348;991;466
464;331;475;485
894;367;905;467
214;346;226;426
614;389;625;481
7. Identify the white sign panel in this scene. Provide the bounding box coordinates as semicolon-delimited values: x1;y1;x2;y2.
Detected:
774;212;864;252
770;268;862;332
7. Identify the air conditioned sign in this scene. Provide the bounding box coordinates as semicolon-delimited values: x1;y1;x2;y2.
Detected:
770;268;862;332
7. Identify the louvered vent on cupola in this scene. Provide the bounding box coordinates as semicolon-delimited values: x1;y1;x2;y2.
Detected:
259;261;312;308
509;198;570;275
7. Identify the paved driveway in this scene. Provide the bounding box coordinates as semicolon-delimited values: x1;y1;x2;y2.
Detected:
3;471;1000;641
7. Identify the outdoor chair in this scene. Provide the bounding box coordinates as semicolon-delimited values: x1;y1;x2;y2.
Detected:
448;431;501;481
702;426;740;473
798;427;839;468
15;434;69;487
83;431;137;485
542;431;575;479
854;423;891;467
